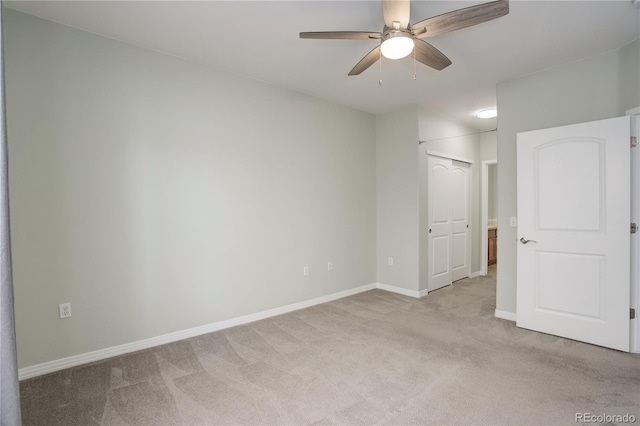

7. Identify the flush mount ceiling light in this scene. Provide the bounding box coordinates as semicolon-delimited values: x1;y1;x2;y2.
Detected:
380;28;414;60
477;108;498;119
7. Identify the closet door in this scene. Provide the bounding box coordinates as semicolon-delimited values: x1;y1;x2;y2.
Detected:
451;161;471;282
427;156;452;291
427;156;471;292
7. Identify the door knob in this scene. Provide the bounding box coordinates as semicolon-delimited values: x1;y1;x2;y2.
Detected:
520;237;537;244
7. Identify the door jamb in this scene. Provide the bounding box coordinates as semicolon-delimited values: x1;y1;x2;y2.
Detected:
481;159;497;276
627;107;639;353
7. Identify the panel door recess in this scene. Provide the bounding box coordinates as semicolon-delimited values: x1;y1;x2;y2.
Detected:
516;116;630;352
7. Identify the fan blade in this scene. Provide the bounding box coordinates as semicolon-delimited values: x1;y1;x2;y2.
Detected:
300;31;382;40
348;46;382;76
414;39;452;71
413;0;509;38
383;0;410;29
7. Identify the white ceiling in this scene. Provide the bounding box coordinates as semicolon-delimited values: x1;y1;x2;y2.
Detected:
6;0;640;131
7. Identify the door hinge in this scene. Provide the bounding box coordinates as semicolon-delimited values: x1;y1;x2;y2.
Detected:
632;223;638;234
632;136;638;148
631;308;636;320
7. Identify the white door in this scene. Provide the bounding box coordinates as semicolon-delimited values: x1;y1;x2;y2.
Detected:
516;116;630;351
427;156;471;291
427;156;452;291
451;161;471;282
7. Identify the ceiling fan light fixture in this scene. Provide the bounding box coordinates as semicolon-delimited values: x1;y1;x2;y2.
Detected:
380;32;414;60
300;0;509;75
477;108;497;119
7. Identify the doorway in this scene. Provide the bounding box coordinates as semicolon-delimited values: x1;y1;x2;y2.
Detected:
481;160;497;277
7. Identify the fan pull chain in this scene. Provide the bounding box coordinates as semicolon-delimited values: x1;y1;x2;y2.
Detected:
379;49;383;86
413;47;417;80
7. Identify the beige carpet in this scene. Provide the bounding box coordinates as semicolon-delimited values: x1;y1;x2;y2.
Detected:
20;273;640;425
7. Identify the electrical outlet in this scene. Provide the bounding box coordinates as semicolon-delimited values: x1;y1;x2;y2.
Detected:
388;257;394;266
59;303;72;319
303;266;309;276
327;261;333;271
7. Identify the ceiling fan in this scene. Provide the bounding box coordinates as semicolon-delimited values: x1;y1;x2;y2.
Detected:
300;0;509;76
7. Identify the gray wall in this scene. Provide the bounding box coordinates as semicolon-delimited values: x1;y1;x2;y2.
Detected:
376;108;420;291
5;10;377;368
9;5;633;369
480;131;497;162
496;39;640;314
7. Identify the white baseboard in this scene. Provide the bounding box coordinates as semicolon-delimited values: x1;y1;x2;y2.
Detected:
494;309;517;322
18;282;377;381
21;282;438;380
375;282;425;299
469;271;482;278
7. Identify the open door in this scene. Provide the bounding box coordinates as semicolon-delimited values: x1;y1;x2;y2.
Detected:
516;116;630;351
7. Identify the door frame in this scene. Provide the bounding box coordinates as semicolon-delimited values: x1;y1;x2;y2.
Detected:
481;159;497;276
627;107;639;353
